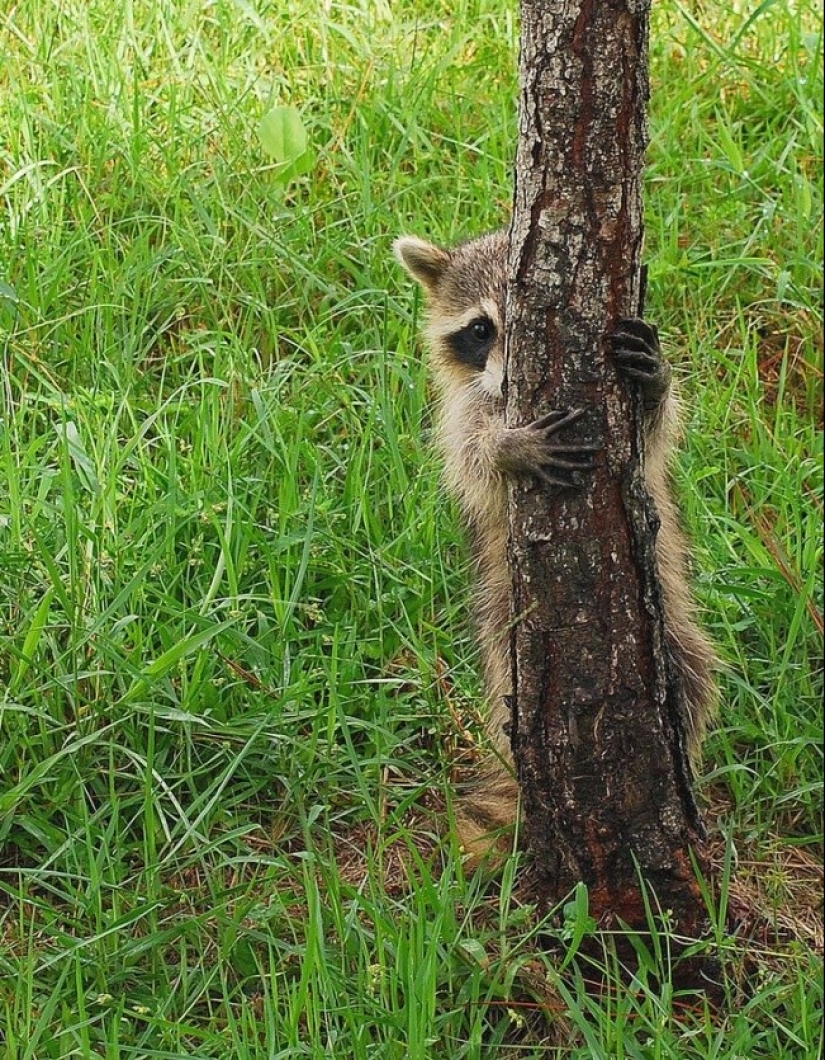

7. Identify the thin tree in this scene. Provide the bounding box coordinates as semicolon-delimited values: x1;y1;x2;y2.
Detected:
505;0;716;978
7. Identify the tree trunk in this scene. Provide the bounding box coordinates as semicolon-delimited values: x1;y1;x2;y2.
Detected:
506;0;714;970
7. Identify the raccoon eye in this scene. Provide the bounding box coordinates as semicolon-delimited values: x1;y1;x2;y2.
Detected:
448;316;496;370
470;318;493;343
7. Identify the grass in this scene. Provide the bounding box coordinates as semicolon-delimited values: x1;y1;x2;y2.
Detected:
0;0;822;1056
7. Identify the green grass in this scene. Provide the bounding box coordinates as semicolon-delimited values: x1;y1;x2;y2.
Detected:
0;0;822;1056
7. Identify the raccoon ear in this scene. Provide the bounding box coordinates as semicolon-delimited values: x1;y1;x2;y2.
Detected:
393;236;451;293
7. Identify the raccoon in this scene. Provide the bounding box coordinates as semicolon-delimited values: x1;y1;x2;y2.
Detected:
394;229;718;860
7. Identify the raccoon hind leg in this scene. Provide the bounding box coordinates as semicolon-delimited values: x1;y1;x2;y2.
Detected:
454;761;520;867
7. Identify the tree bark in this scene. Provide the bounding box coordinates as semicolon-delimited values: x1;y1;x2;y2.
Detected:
506;0;714;969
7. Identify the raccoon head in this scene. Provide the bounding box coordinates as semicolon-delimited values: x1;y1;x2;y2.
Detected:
394;230;508;401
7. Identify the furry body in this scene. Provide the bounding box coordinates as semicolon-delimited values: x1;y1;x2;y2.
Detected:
395;230;717;857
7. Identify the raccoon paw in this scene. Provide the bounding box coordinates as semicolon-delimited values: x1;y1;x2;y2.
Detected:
499;407;598;489
611;318;671;409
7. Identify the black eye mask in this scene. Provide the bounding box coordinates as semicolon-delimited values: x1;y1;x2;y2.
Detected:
448;317;496;370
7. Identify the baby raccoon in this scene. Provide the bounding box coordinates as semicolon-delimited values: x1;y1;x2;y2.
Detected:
395;229;717;860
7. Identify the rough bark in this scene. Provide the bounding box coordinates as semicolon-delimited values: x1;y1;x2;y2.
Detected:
506;0;714;969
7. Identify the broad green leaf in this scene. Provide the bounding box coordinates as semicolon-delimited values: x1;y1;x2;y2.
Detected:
257;105;314;182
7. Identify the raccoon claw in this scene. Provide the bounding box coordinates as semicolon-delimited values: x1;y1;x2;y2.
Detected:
537;468;588;490
614;316;659;350
530;406;587;434
611;318;670;406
